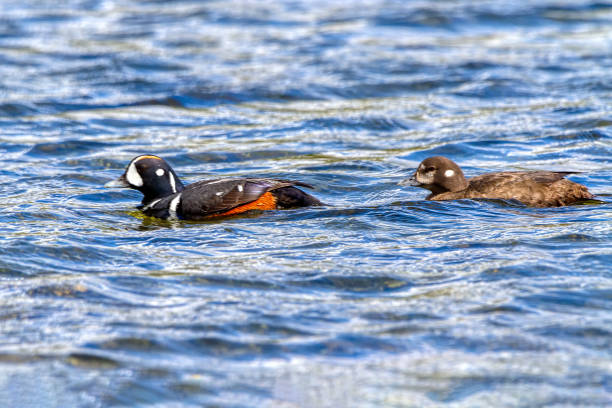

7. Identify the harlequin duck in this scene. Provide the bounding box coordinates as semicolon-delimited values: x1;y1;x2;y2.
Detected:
105;155;322;220
401;156;594;207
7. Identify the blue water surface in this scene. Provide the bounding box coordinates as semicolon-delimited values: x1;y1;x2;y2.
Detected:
0;0;611;406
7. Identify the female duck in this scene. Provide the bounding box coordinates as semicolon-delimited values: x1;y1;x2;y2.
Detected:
402;156;594;207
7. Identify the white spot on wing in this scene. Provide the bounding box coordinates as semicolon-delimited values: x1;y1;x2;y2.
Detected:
126;161;143;187
156;168;165;177
168;194;181;220
169;172;177;193
237;185;243;192
444;169;455;177
216;191;223;196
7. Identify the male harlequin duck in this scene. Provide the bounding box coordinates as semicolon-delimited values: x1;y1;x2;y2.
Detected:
401;156;594;207
105;155;322;220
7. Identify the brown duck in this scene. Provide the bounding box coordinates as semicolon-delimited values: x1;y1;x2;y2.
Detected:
402;156;594;207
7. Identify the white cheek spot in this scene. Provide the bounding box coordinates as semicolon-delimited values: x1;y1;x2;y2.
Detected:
156;168;165;177
216;191;224;196
168;194;182;220
168;172;177;193
444;169;455;177
125;162;143;187
237;185;243;192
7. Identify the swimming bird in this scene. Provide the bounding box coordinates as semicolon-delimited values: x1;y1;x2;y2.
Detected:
401;156;594;207
105;154;322;220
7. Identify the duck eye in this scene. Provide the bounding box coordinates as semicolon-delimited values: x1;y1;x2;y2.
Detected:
425;166;435;172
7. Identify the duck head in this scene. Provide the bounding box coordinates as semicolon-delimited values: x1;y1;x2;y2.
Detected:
400;156;468;195
105;155;185;203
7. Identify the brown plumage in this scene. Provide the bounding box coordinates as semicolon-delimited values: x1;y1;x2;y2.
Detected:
401;156;594;207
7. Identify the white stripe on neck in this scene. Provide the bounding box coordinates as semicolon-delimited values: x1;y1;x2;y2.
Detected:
169;172;177;193
168;194;182;220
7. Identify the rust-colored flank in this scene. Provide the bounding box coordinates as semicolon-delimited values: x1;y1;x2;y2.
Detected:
216;191;278;216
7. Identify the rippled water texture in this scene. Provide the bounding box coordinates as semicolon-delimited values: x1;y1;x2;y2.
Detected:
1;1;611;406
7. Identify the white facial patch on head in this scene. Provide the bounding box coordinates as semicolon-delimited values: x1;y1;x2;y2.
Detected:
156;168;165;177
416;171;434;184
125;161;144;187
444;169;455;177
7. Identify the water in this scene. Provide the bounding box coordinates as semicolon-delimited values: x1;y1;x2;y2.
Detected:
1;0;611;406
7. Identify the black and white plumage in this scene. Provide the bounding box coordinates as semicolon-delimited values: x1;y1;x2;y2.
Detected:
105;155;322;220
401;156;594;207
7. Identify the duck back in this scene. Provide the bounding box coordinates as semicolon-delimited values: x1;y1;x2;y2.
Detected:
431;171;593;207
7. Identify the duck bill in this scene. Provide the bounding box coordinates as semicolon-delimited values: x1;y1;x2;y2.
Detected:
398;174;421;186
104;174;130;188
